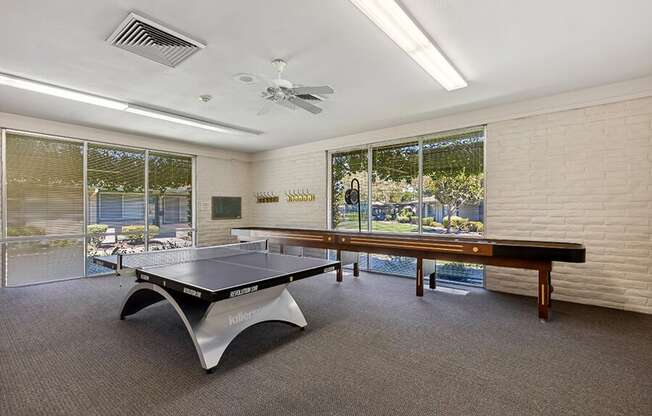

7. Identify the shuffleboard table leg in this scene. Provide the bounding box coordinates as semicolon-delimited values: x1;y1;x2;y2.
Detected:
429;261;436;290
336;250;343;282
416;257;424;297
538;265;552;321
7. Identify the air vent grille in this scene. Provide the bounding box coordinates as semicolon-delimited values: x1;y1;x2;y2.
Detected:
107;12;205;67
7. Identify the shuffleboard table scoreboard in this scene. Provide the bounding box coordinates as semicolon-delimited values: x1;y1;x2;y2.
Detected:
231;227;586;321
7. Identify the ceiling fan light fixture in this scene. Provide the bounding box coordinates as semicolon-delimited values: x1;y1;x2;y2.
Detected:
349;0;467;91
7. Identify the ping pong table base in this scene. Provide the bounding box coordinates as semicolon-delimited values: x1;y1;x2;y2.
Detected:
120;282;308;372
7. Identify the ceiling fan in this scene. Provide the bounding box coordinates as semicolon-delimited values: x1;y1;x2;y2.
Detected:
258;59;334;115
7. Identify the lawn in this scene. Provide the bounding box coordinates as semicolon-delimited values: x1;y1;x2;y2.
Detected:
337;220;418;233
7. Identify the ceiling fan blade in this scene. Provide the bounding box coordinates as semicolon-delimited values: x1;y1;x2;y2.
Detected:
276;98;296;110
289;96;322;114
257;100;274;116
291;86;334;95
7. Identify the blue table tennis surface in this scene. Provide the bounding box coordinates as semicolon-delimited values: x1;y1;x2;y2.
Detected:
96;251;340;293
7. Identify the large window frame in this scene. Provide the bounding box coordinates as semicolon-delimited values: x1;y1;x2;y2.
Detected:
327;126;487;286
0;128;196;286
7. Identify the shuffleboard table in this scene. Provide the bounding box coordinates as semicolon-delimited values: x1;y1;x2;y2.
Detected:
231;227;585;321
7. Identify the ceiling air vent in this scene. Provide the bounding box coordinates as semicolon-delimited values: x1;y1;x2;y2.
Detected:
107;12;206;67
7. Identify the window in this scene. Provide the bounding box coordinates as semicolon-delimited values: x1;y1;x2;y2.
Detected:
1;129;196;284
422;129;484;235
328;127;485;286
371;141;419;233
162;197;181;224
87;144;146;274
422;128;485;285
5;133;84;285
148;152;193;251
331;149;368;231
98;194;123;220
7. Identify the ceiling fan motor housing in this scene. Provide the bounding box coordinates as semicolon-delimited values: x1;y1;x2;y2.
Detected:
271;58;287;73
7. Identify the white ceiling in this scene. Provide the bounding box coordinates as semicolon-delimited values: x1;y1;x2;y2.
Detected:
1;0;651;152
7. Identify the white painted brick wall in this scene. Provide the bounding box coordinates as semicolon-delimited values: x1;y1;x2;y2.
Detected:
485;97;652;314
195;156;253;246
250;152;328;229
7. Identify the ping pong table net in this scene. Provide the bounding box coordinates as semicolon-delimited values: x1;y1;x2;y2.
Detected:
117;240;268;270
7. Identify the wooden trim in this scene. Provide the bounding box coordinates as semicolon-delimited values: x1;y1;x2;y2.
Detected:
416;257;424;297
538;266;552;321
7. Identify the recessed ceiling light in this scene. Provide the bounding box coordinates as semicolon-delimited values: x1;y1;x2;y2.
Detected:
349;0;467;91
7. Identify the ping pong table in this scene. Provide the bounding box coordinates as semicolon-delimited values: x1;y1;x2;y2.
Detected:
94;241;340;372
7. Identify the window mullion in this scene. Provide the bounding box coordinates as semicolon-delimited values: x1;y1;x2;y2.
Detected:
418;138;423;235
83;141;88;277
144;149;149;251
367;145;372;233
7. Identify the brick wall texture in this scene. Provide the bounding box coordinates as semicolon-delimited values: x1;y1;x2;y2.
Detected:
250;153;328;229
485;97;652;314
195;156;253;246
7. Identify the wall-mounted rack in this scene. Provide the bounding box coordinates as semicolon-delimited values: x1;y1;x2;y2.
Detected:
255;192;279;203
286;189;315;202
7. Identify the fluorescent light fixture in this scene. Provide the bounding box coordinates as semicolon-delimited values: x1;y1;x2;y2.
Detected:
349;0;467;91
0;72;128;110
125;105;255;135
0;72;261;135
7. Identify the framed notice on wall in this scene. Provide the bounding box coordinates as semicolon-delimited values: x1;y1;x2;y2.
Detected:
211;196;241;219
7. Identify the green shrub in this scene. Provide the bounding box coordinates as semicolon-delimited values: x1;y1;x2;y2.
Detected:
122;225;160;242
148;225;160;238
87;224;109;248
458;220;484;233
467;221;484;233
7;225;45;236
397;215;411;223
87;224;108;235
442;216;469;229
48;240;78;248
421;218;444;228
399;207;414;218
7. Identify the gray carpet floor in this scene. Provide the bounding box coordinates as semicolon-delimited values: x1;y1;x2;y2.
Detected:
1;271;651;416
